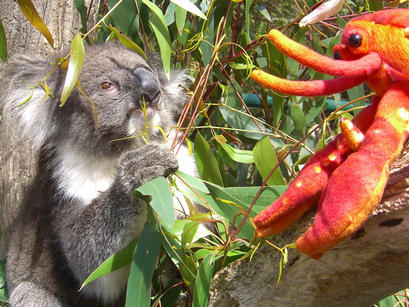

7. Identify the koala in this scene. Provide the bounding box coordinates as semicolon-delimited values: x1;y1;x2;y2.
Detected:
0;43;196;306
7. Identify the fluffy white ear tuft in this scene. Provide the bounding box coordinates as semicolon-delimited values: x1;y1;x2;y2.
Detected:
4;88;57;149
1;55;58;149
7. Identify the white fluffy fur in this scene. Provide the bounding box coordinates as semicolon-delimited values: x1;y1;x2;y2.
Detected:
5;88;55;149
53;144;117;204
84;265;131;303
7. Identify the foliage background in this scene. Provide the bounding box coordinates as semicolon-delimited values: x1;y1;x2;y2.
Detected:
1;0;409;306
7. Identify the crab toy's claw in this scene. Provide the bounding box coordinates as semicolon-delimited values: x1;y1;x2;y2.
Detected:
251;8;409;259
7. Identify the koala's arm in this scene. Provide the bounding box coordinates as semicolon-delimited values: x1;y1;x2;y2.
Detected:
53;144;178;283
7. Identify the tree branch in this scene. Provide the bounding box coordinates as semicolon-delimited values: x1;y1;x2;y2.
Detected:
210;143;409;307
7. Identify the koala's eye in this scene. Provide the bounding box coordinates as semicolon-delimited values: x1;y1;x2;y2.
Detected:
100;81;115;90
348;34;362;48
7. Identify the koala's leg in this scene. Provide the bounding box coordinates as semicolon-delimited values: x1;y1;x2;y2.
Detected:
9;282;65;307
53;144;178;302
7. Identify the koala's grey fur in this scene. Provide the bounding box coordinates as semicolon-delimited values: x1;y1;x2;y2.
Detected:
0;43;195;306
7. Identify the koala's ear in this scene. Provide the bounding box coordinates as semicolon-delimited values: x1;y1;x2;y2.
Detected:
1;55;61;149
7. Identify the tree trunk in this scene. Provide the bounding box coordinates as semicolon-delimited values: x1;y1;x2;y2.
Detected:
0;0;98;256
209;143;409;307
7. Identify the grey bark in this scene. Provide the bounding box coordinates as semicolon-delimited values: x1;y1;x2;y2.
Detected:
209;143;409;307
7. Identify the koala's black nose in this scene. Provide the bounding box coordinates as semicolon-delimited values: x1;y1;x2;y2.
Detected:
133;67;161;106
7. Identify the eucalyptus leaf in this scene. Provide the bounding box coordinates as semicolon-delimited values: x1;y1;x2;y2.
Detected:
136;176;174;228
175;5;187;36
253;136;285;186
80;240;137;289
0;19;7;62
219;143;255;164
125;223;160;307
142;0;171;78
170;0;207;20
290;104;306;134
193;253;215;307
194;132;223;186
60;34;85;107
205;183;287;240
108;26;146;59
17;0;54;48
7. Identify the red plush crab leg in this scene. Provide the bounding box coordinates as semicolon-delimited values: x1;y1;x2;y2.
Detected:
266;29;382;78
254;99;379;237
298;82;409;259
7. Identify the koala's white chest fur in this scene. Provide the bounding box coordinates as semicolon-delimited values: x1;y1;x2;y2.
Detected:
53;145;117;205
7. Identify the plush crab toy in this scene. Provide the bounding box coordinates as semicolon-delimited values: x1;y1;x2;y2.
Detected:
251;8;409;259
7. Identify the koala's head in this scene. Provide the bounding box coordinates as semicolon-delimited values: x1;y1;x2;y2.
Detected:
1;43;188;156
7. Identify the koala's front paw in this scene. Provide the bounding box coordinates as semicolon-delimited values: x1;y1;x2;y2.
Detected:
118;144;179;191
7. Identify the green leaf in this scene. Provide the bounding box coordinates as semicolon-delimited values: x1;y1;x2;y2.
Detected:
219;104;267;140
368;0;383;11
219;143;255;164
229;62;255;70
175;4;187;36
179;253;197;292
59;34;85;106
194;132;223;186
192;253;215;307
205;183;287;240
125;223;160;307
0;260;5;288
290;103;306;134
253;136;285;186
160;230;184;266
142;0;171;78
136;176;174;228
175;170;209;194
170;0;207;20
347;83;365;107
244;0;254;43
80;240;137;289
107;0;140;41
17;0;54;48
377;293;402;307
256;5;272;22
172;219;213;243
165;2;176;26
74;0;88;35
0;19;7;62
181;221;199;248
108;26;146;59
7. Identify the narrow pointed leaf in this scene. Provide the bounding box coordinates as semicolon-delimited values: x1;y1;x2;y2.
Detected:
125;223;160;307
142;0;171;78
253;136;285;186
193;253;215;307
60;34;85;106
80;240;137;289
219;143;255;164
170;0;207;20
108;26;146;59
194;132;223;186
0;19;7;62
17;0;54;48
175;4;187;36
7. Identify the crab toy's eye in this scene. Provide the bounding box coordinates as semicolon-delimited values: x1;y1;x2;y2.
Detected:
100;81;115;90
333;51;342;60
348;34;362;48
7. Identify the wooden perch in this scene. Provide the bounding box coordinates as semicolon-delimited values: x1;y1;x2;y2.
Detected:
209;143;409;307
